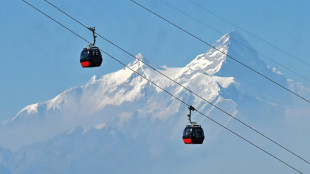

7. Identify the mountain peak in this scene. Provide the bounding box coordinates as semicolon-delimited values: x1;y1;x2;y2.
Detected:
186;31;261;75
135;53;145;63
185;32;232;75
127;53;149;70
127;53;164;71
227;30;243;40
214;31;250;47
224;31;257;53
214;32;230;47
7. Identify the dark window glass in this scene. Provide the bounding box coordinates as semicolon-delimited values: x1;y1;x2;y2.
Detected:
183;128;192;136
80;50;89;59
194;128;204;137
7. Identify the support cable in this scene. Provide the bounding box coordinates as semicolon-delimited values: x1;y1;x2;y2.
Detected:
129;0;310;104
21;2;305;172
43;0;310;166
186;0;310;68
159;0;310;83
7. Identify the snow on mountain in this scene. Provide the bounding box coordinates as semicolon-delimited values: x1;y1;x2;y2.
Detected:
0;31;304;173
0;34;242;150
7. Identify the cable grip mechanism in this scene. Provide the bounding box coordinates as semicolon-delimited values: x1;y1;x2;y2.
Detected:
187;105;196;125
88;27;97;47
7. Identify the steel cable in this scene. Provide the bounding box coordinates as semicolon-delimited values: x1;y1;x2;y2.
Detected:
44;0;310;166
21;0;305;173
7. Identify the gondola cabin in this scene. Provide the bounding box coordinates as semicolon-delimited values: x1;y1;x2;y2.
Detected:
80;46;102;68
183;125;205;144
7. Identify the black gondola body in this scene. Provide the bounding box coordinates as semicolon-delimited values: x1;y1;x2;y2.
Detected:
80;27;102;68
80;46;102;68
182;106;205;144
183;125;205;144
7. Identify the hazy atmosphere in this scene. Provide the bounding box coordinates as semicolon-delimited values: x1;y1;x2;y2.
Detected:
1;0;310;173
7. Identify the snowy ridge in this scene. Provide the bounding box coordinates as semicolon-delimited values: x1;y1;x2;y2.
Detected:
186;33;229;75
0;32;243;150
0;31;304;174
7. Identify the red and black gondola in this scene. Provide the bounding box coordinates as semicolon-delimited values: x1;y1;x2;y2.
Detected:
80;27;102;68
182;106;205;144
80;46;102;68
183;125;204;144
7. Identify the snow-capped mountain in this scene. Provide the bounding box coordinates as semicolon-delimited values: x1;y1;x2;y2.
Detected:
0;31;306;174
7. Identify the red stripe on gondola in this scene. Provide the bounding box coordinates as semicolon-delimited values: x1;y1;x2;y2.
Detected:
183;138;192;144
81;61;90;67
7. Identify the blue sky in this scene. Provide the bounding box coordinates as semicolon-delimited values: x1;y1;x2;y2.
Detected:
1;0;310;122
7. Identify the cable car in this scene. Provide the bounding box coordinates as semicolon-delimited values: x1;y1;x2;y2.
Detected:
80;46;102;67
80;27;102;68
182;106;205;144
183;125;204;144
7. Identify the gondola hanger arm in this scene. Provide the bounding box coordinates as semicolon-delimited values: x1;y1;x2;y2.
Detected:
88;27;96;47
187;105;196;125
